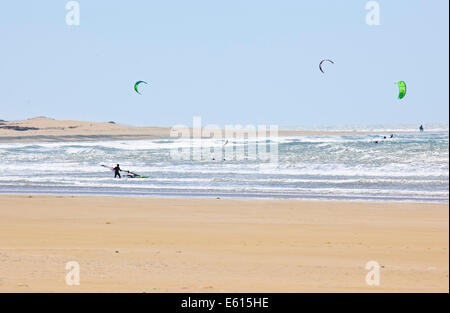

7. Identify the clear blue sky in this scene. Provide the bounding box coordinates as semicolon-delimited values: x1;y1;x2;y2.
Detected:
0;1;448;127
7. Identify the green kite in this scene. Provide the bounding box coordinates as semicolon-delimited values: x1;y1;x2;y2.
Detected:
396;81;406;99
134;81;148;95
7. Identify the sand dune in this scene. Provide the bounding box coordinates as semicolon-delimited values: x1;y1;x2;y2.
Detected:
0;117;170;142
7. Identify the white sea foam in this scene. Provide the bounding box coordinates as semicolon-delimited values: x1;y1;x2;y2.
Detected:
0;128;448;202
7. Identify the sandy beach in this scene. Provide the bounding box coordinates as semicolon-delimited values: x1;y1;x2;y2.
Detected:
0;117;171;142
0;195;447;292
0;117;421;142
2;0;448;301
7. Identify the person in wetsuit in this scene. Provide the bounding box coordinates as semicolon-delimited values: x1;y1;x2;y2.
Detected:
113;164;121;178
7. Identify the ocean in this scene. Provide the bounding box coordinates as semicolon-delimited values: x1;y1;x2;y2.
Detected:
0;126;448;203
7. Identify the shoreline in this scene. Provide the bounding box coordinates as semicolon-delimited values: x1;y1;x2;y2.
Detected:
1;117;443;143
0;130;438;143
0;194;448;292
0;192;448;204
2;193;448;206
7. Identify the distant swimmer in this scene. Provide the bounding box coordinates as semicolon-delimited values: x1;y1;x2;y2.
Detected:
113;164;121;178
419;124;424;132
390;134;394;138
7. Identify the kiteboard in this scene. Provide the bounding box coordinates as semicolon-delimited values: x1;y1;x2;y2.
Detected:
126;174;149;178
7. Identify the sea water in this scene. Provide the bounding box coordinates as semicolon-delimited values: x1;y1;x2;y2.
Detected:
0;126;448;202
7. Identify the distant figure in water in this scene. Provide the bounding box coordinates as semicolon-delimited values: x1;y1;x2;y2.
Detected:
390;134;394;138
419;125;424;132
113;164;121;178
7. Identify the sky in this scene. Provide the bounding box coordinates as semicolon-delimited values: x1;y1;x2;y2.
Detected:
0;1;448;127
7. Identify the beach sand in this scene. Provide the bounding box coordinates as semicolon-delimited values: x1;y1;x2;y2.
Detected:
0;117;170;142
0;195;447;292
0;117;418;142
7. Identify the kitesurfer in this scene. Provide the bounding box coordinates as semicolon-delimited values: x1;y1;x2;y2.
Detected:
419;125;424;132
113;164;121;178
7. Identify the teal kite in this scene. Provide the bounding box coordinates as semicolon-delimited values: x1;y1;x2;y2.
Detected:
396;81;406;99
134;81;148;95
